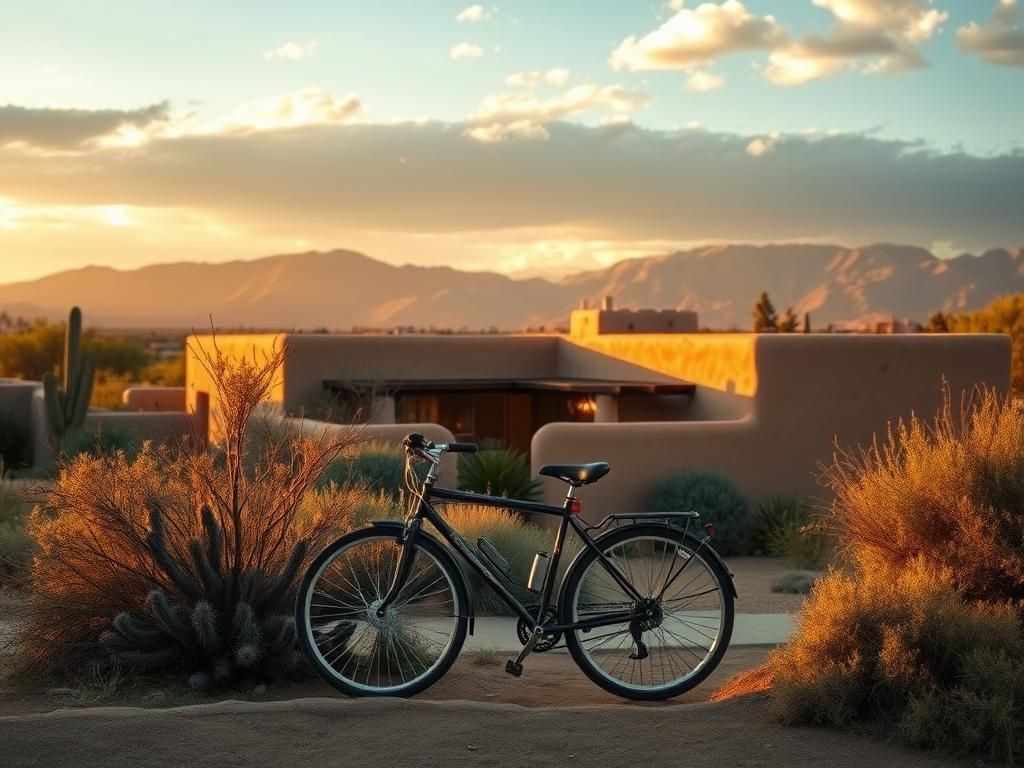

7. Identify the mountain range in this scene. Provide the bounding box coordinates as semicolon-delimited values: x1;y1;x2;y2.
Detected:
0;244;1021;331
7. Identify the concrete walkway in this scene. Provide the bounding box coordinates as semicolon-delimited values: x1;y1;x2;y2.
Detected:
463;613;795;652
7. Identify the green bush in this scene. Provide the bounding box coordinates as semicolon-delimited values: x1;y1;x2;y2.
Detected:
318;441;405;496
58;424;141;461
0;412;30;469
457;448;541;501
751;494;830;569
652;471;748;555
770;564;1024;763
0;480;35;583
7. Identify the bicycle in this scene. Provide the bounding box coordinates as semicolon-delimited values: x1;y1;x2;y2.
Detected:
295;432;736;700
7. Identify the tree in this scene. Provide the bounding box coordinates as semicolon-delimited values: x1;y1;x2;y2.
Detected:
952;294;1024;396
753;292;778;333
802;312;812;333
926;311;952;333
778;308;799;333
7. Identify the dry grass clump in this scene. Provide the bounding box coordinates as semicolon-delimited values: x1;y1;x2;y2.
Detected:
823;386;1024;604
769;563;1024;762
15;338;360;685
716;386;1024;763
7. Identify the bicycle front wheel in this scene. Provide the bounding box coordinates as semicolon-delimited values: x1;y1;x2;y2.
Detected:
560;524;734;700
296;527;468;697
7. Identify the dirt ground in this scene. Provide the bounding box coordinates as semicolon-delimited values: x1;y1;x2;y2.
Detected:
724;556;811;613
0;693;967;768
0;645;772;715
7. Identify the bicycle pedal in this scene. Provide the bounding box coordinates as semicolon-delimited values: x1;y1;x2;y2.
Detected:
505;660;523;677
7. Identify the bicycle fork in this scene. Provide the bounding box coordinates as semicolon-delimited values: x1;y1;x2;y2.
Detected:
375;518;422;617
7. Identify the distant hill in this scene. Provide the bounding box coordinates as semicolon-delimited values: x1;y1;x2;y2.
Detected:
0;244;1021;331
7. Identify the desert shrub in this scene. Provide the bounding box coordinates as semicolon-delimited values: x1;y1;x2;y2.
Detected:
751;494;830;569
770;570;818;594
0;480;35;583
823;386;1024;604
140;356;185;386
58;424;141;461
652;471;748;555
457;448;541;501
746;385;1024;763
769;563;1024;762
17;338;360;687
0;412;29;469
318;441;405;496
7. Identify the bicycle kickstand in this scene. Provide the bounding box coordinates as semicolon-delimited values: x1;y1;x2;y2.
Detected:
505;626;543;677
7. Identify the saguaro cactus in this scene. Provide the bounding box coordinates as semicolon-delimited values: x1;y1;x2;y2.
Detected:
41;306;96;438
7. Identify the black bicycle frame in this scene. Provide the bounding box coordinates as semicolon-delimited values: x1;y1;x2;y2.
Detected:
379;478;649;635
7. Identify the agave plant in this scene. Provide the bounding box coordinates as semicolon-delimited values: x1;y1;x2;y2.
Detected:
100;503;330;689
457;448;541;501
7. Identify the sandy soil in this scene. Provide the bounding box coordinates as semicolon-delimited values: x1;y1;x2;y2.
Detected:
0;694;965;768
725;557;812;614
0;646;772;716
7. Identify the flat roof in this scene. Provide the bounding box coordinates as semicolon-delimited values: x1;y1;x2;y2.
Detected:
324;378;696;396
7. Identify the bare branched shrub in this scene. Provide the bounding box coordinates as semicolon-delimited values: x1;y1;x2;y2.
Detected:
16;337;360;685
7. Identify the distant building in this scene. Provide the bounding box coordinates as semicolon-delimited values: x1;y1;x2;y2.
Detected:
570;296;699;337
184;300;1008;521
874;317;923;334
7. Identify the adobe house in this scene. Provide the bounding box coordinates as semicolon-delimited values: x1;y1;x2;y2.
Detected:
186;303;1009;520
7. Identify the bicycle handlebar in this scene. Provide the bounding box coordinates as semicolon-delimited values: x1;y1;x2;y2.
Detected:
402;432;478;455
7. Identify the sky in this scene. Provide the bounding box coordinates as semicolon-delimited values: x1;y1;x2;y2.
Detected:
1;0;1022;284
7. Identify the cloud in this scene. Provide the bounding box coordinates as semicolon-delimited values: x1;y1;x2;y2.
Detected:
450;42;484;59
263;40;318;61
766;0;947;84
200;88;362;134
610;1;785;70
3;116;1022;253
957;0;1024;67
467;76;649;142
686;69;726;91
456;4;493;23
745;134;778;156
613;0;948;87
505;68;571;87
0;102;171;150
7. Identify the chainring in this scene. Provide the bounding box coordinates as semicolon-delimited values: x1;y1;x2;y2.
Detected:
516;607;562;652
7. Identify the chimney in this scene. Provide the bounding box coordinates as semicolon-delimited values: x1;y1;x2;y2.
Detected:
601;296;614;311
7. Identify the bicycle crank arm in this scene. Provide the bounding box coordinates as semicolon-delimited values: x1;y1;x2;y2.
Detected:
506;626;543;677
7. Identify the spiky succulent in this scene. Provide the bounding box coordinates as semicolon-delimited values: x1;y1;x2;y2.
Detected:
101;503;334;690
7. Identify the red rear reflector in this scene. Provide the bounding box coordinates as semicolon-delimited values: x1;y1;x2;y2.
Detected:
571;499;583;516
704;523;716;537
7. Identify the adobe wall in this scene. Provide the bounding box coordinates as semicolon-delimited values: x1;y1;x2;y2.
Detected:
533;333;1010;522
281;334;561;414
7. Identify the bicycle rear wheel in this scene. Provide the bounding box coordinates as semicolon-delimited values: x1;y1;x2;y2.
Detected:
296;527;468;697
560;524;734;700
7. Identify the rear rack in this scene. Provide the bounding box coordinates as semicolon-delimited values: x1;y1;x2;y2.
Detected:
585;510;699;532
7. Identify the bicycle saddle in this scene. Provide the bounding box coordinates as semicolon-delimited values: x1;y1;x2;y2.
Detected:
538;462;610;486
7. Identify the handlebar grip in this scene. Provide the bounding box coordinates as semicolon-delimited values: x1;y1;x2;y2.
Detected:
446;442;478;454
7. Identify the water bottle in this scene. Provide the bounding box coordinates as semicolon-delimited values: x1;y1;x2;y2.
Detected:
527;551;550;593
